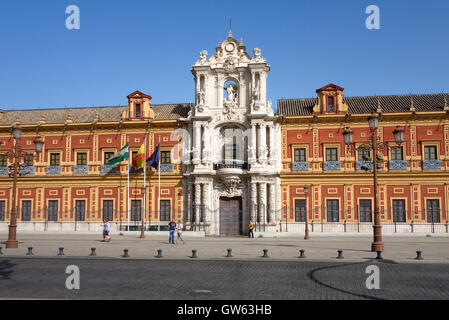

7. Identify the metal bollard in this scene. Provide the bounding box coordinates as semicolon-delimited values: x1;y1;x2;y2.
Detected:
27;247;34;256
226;249;233;258
376;251;383;260
122;249;130;258
336;249;344;259
191;249;197;258
90;248;97;256
262;249;269;258
156;249;163;258
299;249;306;259
415;250;423;260
58;247;65;256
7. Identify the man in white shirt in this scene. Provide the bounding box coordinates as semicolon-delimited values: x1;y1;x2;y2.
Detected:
176;220;185;244
103;219;111;242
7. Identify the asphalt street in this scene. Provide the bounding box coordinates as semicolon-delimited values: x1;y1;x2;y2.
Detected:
1;257;448;300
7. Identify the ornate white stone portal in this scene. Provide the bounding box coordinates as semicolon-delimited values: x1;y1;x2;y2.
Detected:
181;30;282;236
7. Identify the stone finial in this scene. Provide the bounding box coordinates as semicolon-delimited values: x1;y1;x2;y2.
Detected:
239;38;244;47
376;96;382;114
410;96;416;112
444;95;448;111
228;28;233;38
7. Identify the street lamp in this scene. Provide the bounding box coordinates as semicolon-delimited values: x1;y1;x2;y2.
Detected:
140;187;145;239
343;116;404;253
1;125;44;248
303;185;310;240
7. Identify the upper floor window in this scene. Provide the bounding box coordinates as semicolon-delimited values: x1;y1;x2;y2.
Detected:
424;146;437;160
50;153;60;166
224;144;237;161
391;146;404;161
294;148;306;162
0;155;7;167
357;149;371;161
104;152;115;164
161;151;171;164
327;96;334;112
77;153;87;165
325;148;338;161
24;154;33;166
135;103;141;118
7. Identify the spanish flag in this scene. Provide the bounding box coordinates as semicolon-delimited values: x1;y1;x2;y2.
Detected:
132;144;145;170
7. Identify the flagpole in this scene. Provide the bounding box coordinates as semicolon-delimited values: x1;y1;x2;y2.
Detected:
140;135;146;238
127;137;130;231
158;136;161;231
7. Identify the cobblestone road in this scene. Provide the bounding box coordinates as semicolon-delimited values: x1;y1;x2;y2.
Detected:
1;257;449;300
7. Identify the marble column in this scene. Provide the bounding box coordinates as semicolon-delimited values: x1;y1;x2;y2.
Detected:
259;183;267;226
258;123;267;163
250;123;257;163
250;182;258;222
193;122;201;163
186;180;192;225
268;183;276;223
194;183;201;226
268;124;274;161
202;182;209;223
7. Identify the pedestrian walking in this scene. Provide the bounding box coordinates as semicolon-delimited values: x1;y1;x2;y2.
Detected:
103;219;111;242
249;220;254;238
176;220;185;244
168;219;176;244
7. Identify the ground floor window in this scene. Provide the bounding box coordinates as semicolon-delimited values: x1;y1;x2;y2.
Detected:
0;200;5;221
160;200;171;221
359;199;372;222
426;199;440;223
392;199;406;222
131;200;142;222
48;200;58;221
295;199;306;222
75;200;85;221
103;200;113;221
21;200;31;221
327;199;339;222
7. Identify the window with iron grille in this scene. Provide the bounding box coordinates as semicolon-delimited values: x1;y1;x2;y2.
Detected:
0;200;4;221
75;200;85;221
24;154;33;166
77;153;87;165
424;146;437;160
426;199;440;223
21;200;32;221
48;200;59;221
327;96;334;112
359;199;372;222
103;200;113;221
295;199;306;222
104;152;115;164
325;148;338;161
50;153;60;166
391;147;403;160
327;199;339;222
294;148;306;162
0;155;7;167
131;200;142;222
161;151;171;164
224;144;237;161
392;199;406;223
160;200;171;221
135;103;141;118
358;149;371;161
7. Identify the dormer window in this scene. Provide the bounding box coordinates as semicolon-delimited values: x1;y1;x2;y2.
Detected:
135;103;141;118
327;96;334;112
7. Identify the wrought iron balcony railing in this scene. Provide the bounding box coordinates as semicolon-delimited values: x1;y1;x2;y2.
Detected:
389;160;407;170
73;165;88;174
422;160;441;170
323;161;341;171
46;165;61;174
213;161;248;170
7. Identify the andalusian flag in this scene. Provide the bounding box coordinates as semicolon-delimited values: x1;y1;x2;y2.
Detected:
132;144;145;170
108;143;129;164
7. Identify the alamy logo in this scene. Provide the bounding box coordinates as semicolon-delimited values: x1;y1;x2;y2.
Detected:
65;265;80;290
365;5;380;30
365;265;380;289
66;5;80;30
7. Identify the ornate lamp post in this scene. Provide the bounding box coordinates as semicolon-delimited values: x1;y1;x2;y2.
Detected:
140;187;145;239
343;115;404;252
304;185;310;240
0;125;44;248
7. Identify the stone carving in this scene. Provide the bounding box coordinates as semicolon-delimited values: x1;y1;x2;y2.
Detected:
218;175;242;197
252;48;265;62
223;57;237;73
197;89;205;106
199;50;208;64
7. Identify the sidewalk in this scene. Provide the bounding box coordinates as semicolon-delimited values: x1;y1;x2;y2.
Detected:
1;233;448;263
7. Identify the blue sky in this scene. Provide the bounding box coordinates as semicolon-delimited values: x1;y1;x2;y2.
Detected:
0;0;448;111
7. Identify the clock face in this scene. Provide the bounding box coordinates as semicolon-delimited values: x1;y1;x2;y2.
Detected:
225;43;235;52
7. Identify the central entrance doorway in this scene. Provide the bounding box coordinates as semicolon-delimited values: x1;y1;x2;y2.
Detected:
219;197;242;236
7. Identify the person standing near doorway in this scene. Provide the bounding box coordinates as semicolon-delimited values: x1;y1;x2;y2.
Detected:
168;219;176;244
249;220;254;238
176;220;185;244
103;219;111;242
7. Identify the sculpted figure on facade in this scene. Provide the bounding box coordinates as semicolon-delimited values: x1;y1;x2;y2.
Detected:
199;50;208;64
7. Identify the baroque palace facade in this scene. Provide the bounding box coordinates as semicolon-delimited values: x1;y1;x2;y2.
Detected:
1;31;449;235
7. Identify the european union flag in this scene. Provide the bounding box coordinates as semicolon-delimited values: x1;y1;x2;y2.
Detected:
146;143;160;170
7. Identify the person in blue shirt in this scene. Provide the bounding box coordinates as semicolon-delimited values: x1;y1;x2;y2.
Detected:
103;219;111;242
168;219;176;244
